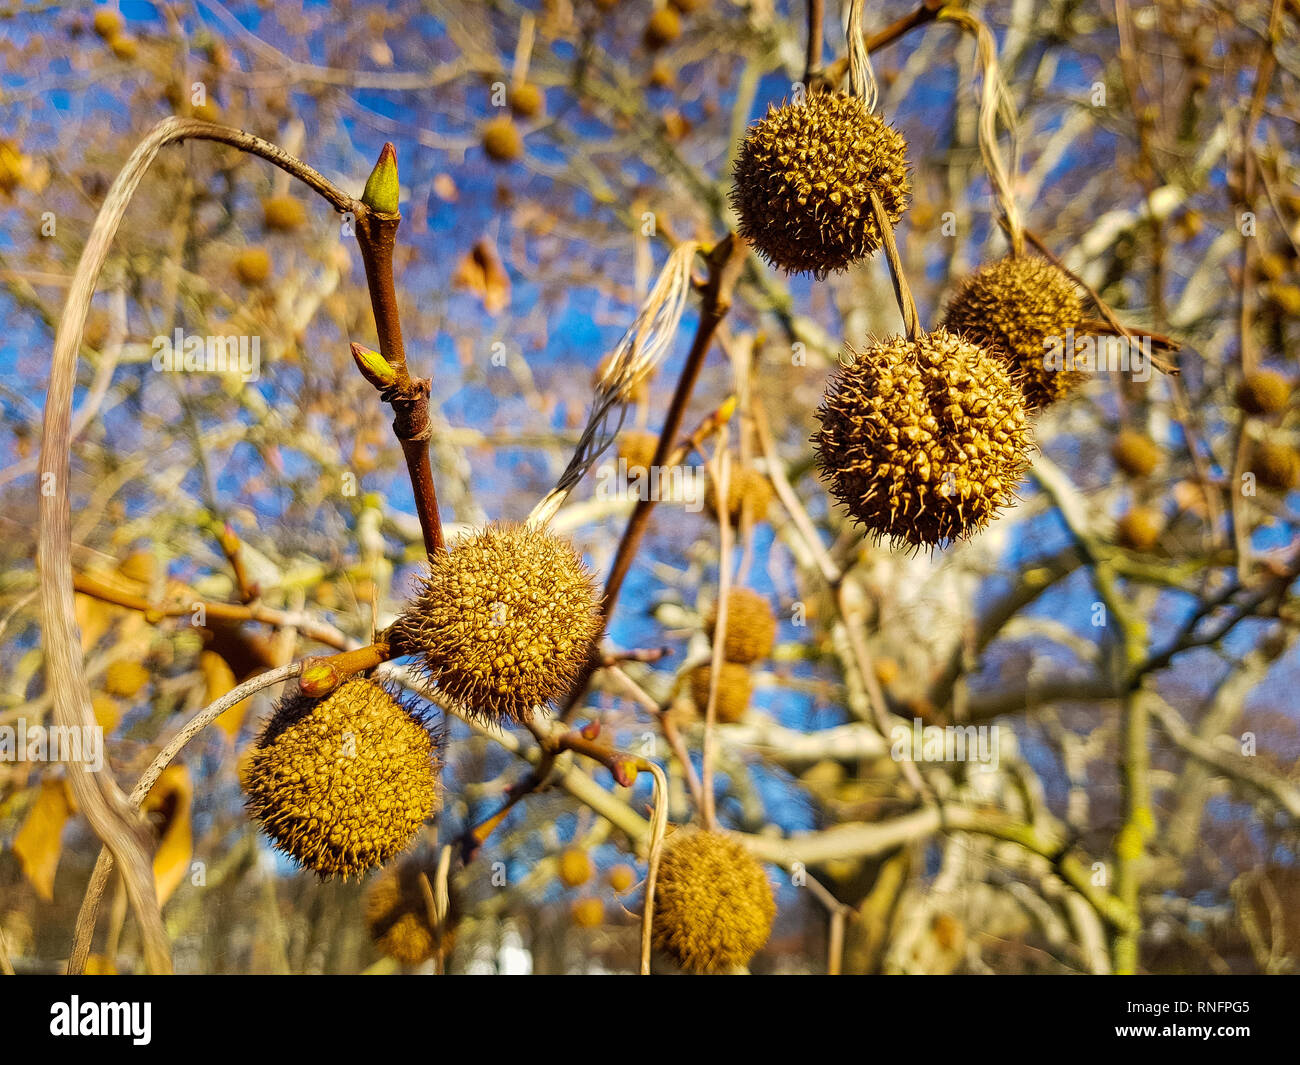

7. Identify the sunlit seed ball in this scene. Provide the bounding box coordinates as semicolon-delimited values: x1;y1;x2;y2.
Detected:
643;8;682;50
365;861;445;965
571;898;605;928
1115;507;1163;552
1253;441;1300;493
652;829;775;974
107;34;138;60
482;117;523;164
1269;283;1300;317
1235;370;1291;417
243;679;440;880
93;9;125;39
608;863;637;893
731;91;910;278
707;587;776;665
1111;431;1161;479
617;430;660;472
648;62;675;90
399;524;603;725
943;255;1086;409
558;847;594;888
813;329;1032;549
104;659;150;698
688;661;751;724
509;83;545;119
262;195;308;232
0;140;26;195
705;465;773;525
192;100;221;123
234;247;272;286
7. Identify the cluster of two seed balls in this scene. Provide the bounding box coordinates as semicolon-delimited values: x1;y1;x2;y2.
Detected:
732;90;1096;548
688;587;777;725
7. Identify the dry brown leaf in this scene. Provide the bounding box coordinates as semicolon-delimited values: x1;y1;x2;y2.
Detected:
453;238;510;315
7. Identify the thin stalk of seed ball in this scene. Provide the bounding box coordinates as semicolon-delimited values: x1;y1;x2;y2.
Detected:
869;189;920;340
639;762;670;975
803;0;824;86
511;12;535;88
605;664;706;812
701;445;734;833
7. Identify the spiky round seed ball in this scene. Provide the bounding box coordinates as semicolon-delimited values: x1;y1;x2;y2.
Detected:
572;898;605;928
688;661;751;724
1111;431;1160;479
0;140;24;195
644;8;682;50
234;247;271;286
262;195;307;232
705;465;773;525
617;430;660;472
943;256;1086;409
399;524;603;724
1253;441;1300;493
482;117;523;164
731;91;910;278
558;847;594;888
1235;370;1291;416
813;329;1032;548
706;588;777;664
242;679;439;880
652;829;775;974
365;862;443;965
1115;507;1163;552
608;864;637;893
93;9;124;39
509;83;544;119
108;34;138;60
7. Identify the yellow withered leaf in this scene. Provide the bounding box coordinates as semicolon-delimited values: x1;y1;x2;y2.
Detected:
200;650;250;741
13;777;76;901
143;765;193;906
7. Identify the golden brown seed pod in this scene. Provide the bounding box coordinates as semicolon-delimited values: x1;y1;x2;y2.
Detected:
705;465;773;525
643;7;682;50
706;587;777;665
108;34;138;60
365;860;453;965
1235;370;1291;417
262;195;308;232
616;430;660;472
608;864;637;893
731;91;910;278
1111;431;1161;479
482;117;523;164
233;247;272;286
571;897;605;928
558;847;594;888
943;256;1086;409
398;524;603;724
104;660;150;698
1115;507;1163;552
243;678;440;880
1252;441;1300;493
509;83;544;119
813;329;1032;548
652;829;775;974
93;9;124;39
687;661;751;724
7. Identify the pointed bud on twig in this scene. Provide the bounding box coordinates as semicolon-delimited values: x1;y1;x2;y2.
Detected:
361;143;400;215
581;721;601;741
716;395;738;424
350;342;398;389
299;661;341;697
611;759;639;788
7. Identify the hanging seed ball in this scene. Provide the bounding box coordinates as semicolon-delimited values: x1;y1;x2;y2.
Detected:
644;7;682;50
813;329;1032;549
365;861;446;965
688;661;751;724
243;679;440;880
108;34;138;60
509;83;544;119
707;588;777;665
1253;441;1300;493
943;255;1086;409
571;898;605;928
399;524;603;724
652;829;775;974
0;140;25;195
262;195;307;232
608;864;637;893
617;429;660;472
1235;370;1291;417
731;90;910;278
1111;430;1161;479
705;465;773;524
482;117;523;164
1115;507;1164;552
234;247;272;286
93;9;124;39
558;847;594;889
